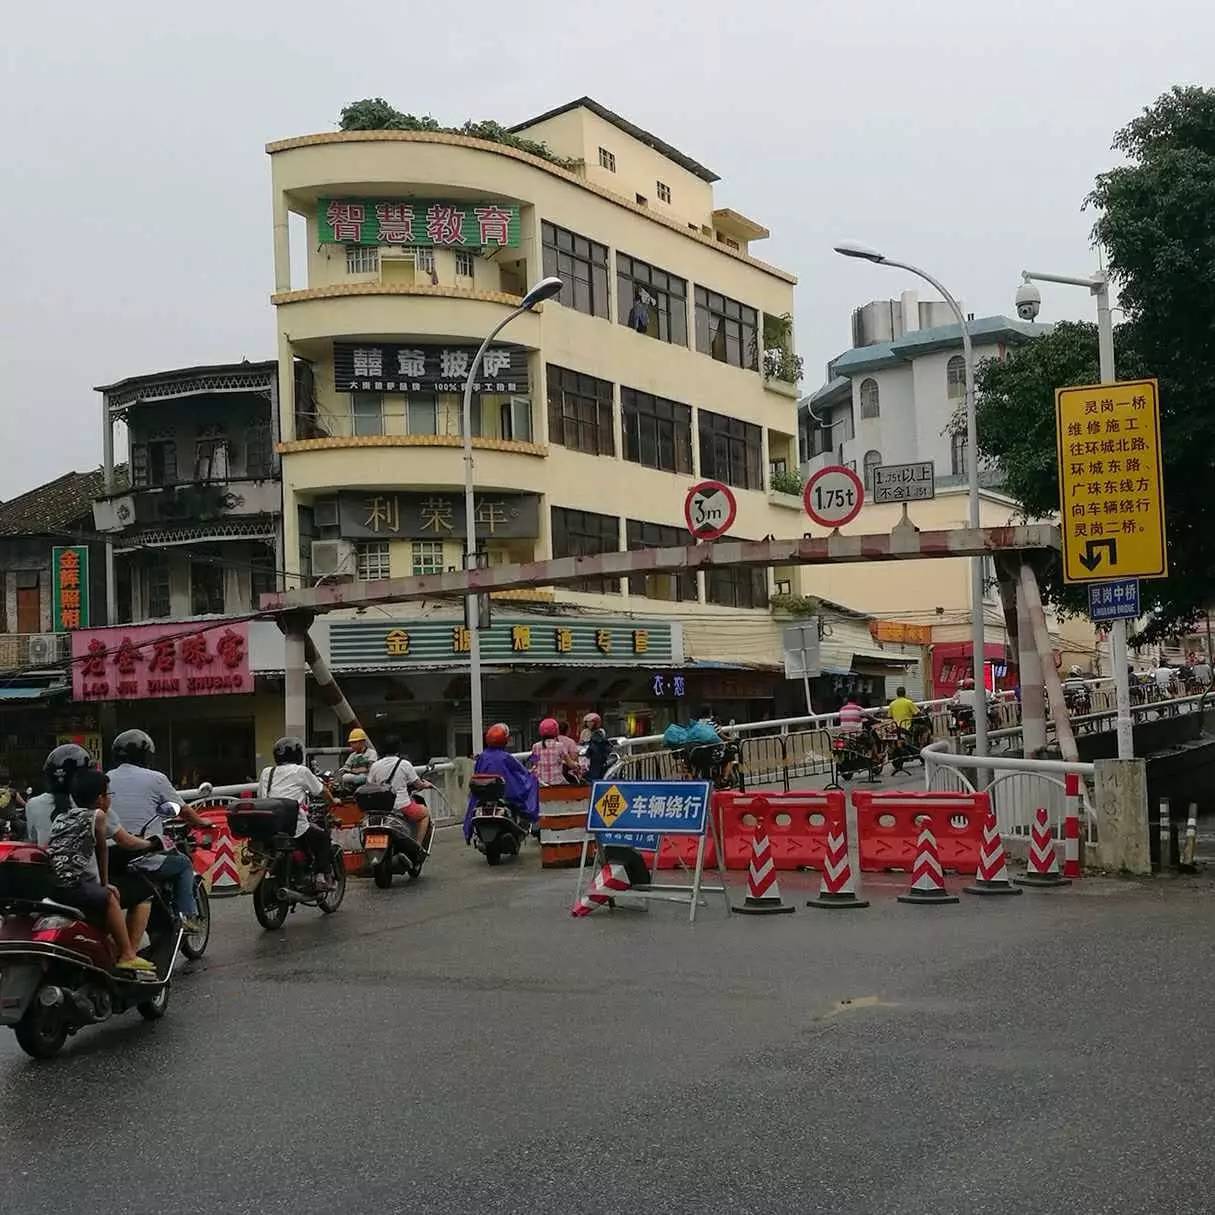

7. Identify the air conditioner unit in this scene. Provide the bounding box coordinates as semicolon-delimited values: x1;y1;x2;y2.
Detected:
310;539;356;577
28;634;60;665
313;499;340;529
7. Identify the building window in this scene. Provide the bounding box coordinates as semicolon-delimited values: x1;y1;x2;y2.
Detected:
627;520;697;602
717;233;740;251
617;253;688;345
698;409;763;490
598;146;616;172
774;579;792;596
541;221;609;319
694;287;758;370
346;245;379;274
551;506;620;594
622;388;693;475
194;429;230;481
351;392;384;437
706;563;768;610
411;541;444;577
455;250;474;278
356;541;391;581
406;392;437;436
834;404;855;444
546;365;614;456
946;354;967;399
414;247;435;274
863;449;882;489
657;181;671;204
951;430;969;476
146;558;171;619
250;549;277;601
190;558;224;616
859;378;880;419
246;424;273;478
131;438;177;488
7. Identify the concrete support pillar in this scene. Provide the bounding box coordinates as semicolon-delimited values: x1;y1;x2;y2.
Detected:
281;612;310;742
277;332;296;444
1093;758;1150;874
303;631;358;732
272;191;291;293
102;393;116;625
1016;572;1047;756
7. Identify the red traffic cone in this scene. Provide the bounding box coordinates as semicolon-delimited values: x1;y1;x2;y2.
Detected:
964;810;1022;897
733;824;795;915
571;862;632;917
807;817;868;909
898;824;959;905
1014;807;1071;888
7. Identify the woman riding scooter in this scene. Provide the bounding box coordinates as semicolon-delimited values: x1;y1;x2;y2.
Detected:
464;723;539;844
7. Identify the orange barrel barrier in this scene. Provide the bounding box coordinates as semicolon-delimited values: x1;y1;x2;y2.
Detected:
539;788;593;868
851;789;989;874
191;805;252;895
709;789;845;870
329;797;366;875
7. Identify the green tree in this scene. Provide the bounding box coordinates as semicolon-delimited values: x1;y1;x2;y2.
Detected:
973;86;1215;639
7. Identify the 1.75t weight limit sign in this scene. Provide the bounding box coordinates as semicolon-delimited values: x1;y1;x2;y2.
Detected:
803;465;865;529
1055;378;1167;583
684;480;738;541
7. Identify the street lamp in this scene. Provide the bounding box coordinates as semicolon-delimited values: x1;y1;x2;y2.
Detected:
834;242;988;762
463;275;562;754
1018;267;1133;760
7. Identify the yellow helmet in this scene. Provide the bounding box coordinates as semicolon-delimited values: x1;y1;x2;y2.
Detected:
347;727;369;744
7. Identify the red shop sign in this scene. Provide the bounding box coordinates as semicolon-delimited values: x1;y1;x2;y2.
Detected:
71;620;251;702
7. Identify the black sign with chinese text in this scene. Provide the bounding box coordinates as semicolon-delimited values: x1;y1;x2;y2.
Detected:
336;491;540;540
333;343;530;395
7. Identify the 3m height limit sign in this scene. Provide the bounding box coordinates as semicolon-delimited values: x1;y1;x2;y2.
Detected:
1055;378;1167;584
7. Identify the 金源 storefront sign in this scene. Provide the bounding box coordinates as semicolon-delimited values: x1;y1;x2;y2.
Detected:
52;546;89;631
333;342;529;395
337;491;539;540
329;618;679;668
319;199;521;247
71;621;251;701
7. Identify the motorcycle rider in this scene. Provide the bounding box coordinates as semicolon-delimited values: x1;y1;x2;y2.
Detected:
366;735;431;847
464;723;539;844
257;737;338;891
31;746;156;973
342;726;378;774
105;730;209;935
528;717;583;786
887;686;917;730
581;712;613;783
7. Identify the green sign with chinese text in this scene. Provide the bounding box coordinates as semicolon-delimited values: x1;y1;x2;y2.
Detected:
318;198;521;247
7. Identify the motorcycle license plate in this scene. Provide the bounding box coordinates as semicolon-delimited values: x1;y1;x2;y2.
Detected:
365;833;389;849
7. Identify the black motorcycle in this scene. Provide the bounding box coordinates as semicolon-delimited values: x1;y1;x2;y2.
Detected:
356;782;434;888
227;797;346;931
467;774;531;866
888;712;934;774
681;740;744;791
831;719;886;782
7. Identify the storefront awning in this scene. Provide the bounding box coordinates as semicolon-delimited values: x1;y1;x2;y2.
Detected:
0;685;66;703
851;649;918;673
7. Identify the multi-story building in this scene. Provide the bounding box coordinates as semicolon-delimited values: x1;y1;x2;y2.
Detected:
266;97;815;754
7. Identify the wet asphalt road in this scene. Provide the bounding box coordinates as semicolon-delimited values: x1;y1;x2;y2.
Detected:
3;828;1215;1215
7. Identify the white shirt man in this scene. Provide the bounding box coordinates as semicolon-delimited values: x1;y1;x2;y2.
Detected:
1153;665;1176;694
366;752;420;812
257;762;324;837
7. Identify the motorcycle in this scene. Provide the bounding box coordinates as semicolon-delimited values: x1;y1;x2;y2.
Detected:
467;774;531;866
356;781;434;888
887;712;934;774
227;797;346;931
0;840;182;1059
831;719;886;782
680;739;744;791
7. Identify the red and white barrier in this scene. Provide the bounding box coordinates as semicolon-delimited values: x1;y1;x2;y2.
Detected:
733;825;794;915
898;825;959;905
1063;773;1082;880
1015;807;1071;888
571;862;632;917
964;810;1022;896
807;814;869;910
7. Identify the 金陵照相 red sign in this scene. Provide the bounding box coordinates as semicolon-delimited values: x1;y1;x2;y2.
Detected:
71;621;251;701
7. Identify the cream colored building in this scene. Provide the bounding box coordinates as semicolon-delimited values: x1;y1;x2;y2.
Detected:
267;98;817;753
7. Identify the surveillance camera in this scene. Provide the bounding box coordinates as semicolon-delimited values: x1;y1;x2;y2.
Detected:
1015;282;1041;321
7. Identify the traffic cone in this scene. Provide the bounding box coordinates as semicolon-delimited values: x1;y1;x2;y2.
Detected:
807;817;869;909
1014;808;1070;888
897;824;959;905
964;810;1022;896
571;862;632;917
733;824;795;914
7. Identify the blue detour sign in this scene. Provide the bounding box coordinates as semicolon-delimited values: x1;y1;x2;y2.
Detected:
1088;578;1140;623
586;781;710;837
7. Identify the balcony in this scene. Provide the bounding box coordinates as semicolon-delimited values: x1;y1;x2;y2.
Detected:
0;631;70;673
93;478;281;535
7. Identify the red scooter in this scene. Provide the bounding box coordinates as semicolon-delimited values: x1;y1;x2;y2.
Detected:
0;840;181;1059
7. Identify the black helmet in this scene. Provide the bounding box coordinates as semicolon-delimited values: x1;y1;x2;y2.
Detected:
43;743;94;796
273;736;305;765
112;728;155;767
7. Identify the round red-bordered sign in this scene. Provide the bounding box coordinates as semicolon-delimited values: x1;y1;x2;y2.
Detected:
803;464;864;529
684;480;738;541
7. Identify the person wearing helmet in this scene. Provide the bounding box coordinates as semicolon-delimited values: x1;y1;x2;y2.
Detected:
366;734;431;846
464;724;539;843
528;717;583;786
580;712;614;783
341;725;378;775
257;736;337;890
105;729;209;934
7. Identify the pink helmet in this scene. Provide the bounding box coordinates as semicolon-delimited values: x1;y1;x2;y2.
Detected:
538;717;560;739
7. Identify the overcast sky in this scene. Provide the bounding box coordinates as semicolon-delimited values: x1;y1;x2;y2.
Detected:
1;0;1208;496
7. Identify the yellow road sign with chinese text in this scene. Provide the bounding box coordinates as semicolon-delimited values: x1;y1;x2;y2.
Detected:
1055;378;1167;583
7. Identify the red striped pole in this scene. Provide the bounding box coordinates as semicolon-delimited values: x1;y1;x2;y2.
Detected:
1063;772;1082;880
